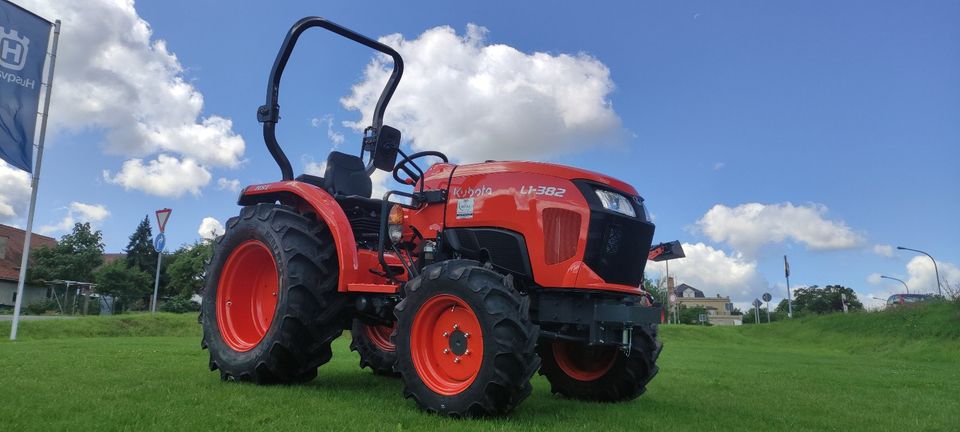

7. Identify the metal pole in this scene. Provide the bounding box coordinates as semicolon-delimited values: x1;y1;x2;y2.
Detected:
766;302;770;323
150;251;162;314
11;20;61;341
880;275;909;294
897;247;941;297
754;305;759;324
786;274;793;318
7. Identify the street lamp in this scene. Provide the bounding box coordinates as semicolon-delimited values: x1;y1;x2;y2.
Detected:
897;246;942;297
880;275;909;294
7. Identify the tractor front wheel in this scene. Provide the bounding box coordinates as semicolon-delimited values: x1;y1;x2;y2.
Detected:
201;203;346;384
350;319;398;375
394;260;539;417
537;325;661;401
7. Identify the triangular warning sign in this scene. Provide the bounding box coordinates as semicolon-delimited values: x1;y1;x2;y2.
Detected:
156;208;172;233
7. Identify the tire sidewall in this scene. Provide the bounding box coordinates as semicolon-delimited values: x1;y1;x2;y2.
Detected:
202;206;288;373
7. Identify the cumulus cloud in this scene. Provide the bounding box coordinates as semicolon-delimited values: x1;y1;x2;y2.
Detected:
905;256;960;296
40;202;110;234
103;154;211;198
872;244;894;258
646;242;768;301
216;178;240;192
18;0;244;196
341;24;621;162
198;217;224;240
696;202;863;255
0;161;32;224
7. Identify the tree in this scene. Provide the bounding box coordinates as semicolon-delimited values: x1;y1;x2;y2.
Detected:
28;222;104;283
125;215;158;275
164;241;212;298
677;304;709;325
790;285;863;314
93;260;152;313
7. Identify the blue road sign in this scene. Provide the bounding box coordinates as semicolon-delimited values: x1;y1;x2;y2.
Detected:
154;233;166;252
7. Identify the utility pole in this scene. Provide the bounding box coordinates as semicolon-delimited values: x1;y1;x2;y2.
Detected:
784;255;793;318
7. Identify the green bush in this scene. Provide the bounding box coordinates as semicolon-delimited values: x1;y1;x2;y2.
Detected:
25;298;60;315
159;295;200;313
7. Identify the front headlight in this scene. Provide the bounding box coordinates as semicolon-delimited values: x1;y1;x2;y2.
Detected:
594;189;636;217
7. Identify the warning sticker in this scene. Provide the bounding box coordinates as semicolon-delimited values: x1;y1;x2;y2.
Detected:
456;198;474;219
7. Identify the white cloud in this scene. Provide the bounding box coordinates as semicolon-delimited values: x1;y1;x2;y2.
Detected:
696;202;863;255
103;154;211;198
866;273;884;285
0;161;32;224
905;256;960;296
40;202;110;234
311;115;345;147
341;24;622;163
18;0;244;196
216;178;240;192
198;217;224;240
646;242;768;302
712;162;725;171
303;158;326;177
872;244;895;258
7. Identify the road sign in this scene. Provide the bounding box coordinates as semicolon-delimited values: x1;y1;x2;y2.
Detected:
698;313;707;323
669;294;677;303
155;208;172;233
154;233;166;252
762;292;772;302
752;299;762;308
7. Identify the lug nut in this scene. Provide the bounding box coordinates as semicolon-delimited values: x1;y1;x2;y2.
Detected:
442;331;450;337
464;332;470;338
464;349;471;356
454;357;461;363
453;324;459;330
442;348;450;354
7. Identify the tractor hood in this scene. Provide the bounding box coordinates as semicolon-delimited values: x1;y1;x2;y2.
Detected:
448;161;639;196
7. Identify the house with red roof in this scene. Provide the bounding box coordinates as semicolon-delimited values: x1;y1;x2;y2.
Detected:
0;224;57;307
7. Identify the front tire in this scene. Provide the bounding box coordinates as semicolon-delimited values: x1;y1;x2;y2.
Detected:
394;260;539;417
537;325;661;401
201;203;346;384
350;319;398;375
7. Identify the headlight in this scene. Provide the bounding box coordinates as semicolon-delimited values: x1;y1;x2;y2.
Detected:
594;189;636;217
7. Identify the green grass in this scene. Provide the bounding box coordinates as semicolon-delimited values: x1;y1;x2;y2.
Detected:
1;305;958;431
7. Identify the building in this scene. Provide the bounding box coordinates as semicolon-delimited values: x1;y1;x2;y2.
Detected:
673;282;742;326
0;224;57;307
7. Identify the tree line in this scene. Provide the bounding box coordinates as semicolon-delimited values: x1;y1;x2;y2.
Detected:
27;216;211;314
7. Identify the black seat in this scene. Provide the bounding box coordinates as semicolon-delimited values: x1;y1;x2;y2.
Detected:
323;151;372;198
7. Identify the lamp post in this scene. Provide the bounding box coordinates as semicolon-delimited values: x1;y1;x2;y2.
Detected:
897;246;941;297
880;275;909;294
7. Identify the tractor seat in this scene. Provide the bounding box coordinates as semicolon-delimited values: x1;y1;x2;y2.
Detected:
294;151;372;199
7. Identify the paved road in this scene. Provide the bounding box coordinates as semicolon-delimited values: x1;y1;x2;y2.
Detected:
0;315;77;321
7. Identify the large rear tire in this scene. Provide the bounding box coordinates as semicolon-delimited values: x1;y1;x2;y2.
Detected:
537;324;661;401
350;319;398;375
394;260;539;417
201;203;346;384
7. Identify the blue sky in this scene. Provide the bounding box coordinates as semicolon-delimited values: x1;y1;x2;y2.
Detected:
3;0;958;308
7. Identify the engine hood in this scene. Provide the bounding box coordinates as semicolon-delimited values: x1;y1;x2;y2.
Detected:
449;161;638;196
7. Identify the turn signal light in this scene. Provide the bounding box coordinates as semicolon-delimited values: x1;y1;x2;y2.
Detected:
388;205;404;243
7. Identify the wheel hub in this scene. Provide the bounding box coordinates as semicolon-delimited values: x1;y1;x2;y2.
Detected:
216;240;279;352
448;329;468;355
410;294;485;395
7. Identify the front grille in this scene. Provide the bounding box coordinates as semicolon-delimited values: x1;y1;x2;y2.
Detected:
543;208;580;264
573;180;656;287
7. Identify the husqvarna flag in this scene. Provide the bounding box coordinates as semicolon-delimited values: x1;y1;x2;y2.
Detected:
0;0;50;172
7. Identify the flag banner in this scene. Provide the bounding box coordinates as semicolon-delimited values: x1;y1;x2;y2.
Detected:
784;255;790;278
0;0;50;172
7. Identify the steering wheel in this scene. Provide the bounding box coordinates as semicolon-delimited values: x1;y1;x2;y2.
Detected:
393;151;449;185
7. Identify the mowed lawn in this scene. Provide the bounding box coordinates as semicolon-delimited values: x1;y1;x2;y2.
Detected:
1;305;958;432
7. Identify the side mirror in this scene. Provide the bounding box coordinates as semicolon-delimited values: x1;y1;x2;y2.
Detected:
373;125;401;171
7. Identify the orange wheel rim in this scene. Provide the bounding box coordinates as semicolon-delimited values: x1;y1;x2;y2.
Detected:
216;240;279;352
410;294;484;395
365;323;396;352
552;341;617;381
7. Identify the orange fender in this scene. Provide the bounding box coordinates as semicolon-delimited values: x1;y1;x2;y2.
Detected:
239;181;359;292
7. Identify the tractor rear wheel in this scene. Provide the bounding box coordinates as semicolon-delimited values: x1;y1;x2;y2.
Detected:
394;260;539;417
201;203;346;384
537;324;661;401
350;319;398;375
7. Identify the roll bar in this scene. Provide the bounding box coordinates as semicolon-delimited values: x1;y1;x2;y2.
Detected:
257;17;404;180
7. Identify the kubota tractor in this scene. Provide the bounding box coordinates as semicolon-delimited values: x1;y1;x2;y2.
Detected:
201;17;662;417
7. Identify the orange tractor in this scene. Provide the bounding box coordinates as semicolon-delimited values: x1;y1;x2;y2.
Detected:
201;17;662;417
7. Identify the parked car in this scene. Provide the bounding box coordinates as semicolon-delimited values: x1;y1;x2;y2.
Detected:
886;293;935;307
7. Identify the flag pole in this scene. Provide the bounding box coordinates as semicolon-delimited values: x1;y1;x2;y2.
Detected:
10;20;61;341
